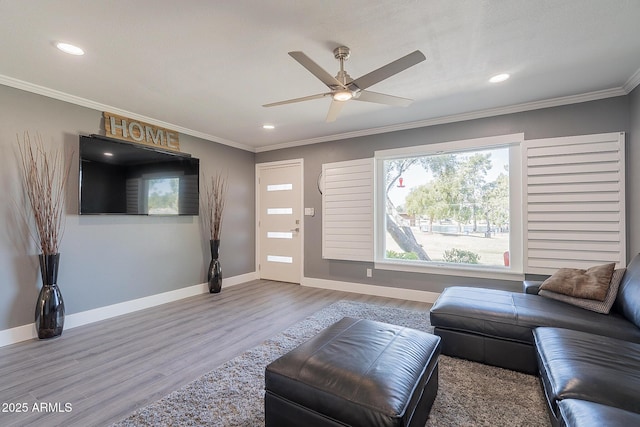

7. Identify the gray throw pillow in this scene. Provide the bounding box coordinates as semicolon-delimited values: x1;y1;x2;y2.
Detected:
539;268;626;314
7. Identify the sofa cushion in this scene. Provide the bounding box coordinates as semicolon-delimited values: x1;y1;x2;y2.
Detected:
539;268;625;314
534;327;640;416
539;262;615;301
613;253;640;328
430;287;640;345
559;399;640;427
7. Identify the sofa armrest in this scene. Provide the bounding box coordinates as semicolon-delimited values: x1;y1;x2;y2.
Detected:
523;280;543;294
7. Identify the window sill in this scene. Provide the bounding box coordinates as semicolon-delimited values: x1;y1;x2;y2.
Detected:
374;259;525;281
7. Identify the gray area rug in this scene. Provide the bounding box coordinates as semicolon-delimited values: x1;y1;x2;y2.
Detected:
113;300;548;426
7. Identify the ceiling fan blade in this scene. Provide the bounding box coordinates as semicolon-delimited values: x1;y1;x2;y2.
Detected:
289;51;346;89
354;90;413;107
349;50;426;91
326;100;346;122
262;92;329;107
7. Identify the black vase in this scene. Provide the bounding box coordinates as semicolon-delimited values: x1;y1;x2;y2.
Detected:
208;239;222;293
35;254;65;339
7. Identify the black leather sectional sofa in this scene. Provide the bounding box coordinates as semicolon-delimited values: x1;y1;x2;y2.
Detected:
430;254;640;427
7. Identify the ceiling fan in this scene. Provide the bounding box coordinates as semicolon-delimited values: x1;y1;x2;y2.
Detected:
263;46;426;122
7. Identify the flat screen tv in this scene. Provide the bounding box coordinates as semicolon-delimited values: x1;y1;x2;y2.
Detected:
79;134;199;215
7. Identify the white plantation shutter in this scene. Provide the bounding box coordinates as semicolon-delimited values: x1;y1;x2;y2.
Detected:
524;132;625;274
322;158;374;261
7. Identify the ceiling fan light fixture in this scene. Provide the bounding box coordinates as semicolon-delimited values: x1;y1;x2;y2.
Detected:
332;90;353;102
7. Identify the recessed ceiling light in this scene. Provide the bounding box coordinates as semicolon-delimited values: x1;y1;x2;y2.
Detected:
56;42;85;56
489;73;510;83
263;124;275;130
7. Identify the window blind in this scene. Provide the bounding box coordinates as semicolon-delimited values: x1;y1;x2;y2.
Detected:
524;132;625;274
322;158;374;262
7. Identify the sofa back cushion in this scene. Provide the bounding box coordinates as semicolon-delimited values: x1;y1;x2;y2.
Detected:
613;253;640;328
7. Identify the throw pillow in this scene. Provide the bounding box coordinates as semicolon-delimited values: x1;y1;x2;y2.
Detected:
539;262;615;301
539;268;626;314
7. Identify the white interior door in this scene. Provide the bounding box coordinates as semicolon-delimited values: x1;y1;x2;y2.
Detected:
257;161;303;283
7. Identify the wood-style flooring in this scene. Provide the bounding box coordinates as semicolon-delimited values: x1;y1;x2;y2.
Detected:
0;280;431;426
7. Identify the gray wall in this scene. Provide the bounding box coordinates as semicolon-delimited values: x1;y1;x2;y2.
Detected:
0;85;255;330
2;83;635;332
630;86;640;258
256;96;633;294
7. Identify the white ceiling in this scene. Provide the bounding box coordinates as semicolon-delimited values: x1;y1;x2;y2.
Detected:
2;1;640;152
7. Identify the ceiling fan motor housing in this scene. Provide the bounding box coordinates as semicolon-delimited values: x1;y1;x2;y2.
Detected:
333;46;351;60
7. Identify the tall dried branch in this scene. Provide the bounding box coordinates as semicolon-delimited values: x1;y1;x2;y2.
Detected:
17;132;72;255
205;172;228;241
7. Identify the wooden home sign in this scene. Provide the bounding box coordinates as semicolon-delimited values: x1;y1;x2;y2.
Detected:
103;112;181;152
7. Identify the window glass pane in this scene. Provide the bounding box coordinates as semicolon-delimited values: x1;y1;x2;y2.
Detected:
267;255;293;263
383;147;510;267
267;183;293;191
267;231;293;239
267;208;293;215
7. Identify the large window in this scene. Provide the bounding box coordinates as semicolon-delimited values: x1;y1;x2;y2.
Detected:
375;134;523;278
321;132;623;279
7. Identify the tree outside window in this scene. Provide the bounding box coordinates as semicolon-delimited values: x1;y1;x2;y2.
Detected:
383;147;510;267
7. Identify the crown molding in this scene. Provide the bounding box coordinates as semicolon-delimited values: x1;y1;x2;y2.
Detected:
2;73;631;155
255;87;627;152
623;66;640;93
0;74;255;152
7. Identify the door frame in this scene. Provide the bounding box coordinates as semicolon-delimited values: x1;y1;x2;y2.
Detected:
255;158;304;283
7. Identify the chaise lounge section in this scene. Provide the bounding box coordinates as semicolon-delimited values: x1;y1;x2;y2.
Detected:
429;255;640;374
533;327;640;426
430;253;640;426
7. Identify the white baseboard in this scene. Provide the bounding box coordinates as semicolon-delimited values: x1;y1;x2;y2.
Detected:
301;277;440;304
0;271;258;348
0;324;37;347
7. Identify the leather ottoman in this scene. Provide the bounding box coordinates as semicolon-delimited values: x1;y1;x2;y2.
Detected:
264;317;441;427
